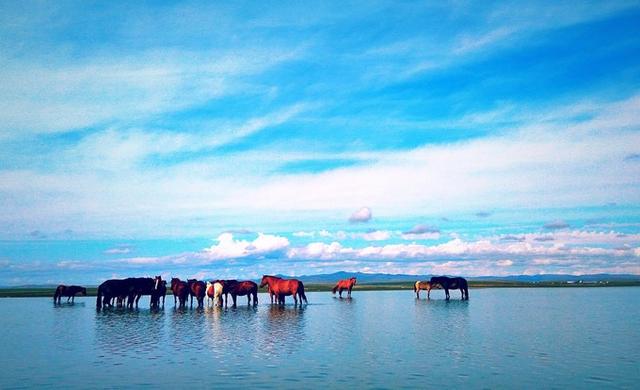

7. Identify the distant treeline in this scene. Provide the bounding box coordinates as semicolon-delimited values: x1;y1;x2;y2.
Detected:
1;280;639;298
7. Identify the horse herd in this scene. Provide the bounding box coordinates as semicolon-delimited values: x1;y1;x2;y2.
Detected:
52;275;469;310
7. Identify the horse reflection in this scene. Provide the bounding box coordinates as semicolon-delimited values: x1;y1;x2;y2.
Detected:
95;309;165;357
260;305;306;356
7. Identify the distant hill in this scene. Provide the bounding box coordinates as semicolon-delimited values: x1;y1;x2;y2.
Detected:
274;271;640;284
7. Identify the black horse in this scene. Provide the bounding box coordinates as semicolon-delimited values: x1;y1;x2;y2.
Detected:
96;277;162;310
429;276;469;300
53;285;87;303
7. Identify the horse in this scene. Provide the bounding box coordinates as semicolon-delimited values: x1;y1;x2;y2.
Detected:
188;279;206;308
149;276;166;308
332;277;356;298
414;280;439;299
429;276;469;300
207;281;224;307
218;280;258;307
97;279;132;310
260;275;307;306
130;276;163;309
54;285;87;304
170;278;190;308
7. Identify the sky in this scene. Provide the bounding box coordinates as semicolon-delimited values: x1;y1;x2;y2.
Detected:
1;1;639;285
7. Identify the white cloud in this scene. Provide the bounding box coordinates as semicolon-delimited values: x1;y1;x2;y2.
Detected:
349;207;372;223
359;230;392;241
203;232;290;260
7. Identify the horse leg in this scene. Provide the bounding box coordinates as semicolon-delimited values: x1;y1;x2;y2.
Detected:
338;288;343;298
445;288;450;300
427;287;431;300
416;287;420;299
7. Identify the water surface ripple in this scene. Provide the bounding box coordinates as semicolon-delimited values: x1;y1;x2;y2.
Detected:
0;288;638;389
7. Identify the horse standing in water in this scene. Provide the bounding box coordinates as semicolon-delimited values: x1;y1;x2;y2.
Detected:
332;277;357;298
260;275;308;306
188;279;206;308
170;278;190;308
429;276;469;300
206;281;224;307
221;280;258;307
414;281;438;299
54;285;87;303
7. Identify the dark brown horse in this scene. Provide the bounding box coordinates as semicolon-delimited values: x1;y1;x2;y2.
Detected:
332;277;356;298
216;280;258;307
188;279;206;308
54;285;87;303
170;277;189;308
429;276;469;300
414;280;439;299
150;277;166;308
260;275;307;306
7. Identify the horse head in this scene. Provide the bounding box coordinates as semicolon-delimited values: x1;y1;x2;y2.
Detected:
351;277;357;285
260;275;270;288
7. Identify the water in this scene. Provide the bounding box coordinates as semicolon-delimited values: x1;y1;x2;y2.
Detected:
1;288;639;389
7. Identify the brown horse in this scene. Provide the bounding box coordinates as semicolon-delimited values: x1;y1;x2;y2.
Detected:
332;277;356;298
170;278;189;307
414;280;439;299
260;275;308;306
188;279;206;308
54;285;87;304
222;280;258;307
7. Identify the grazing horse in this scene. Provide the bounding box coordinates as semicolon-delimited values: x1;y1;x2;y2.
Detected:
414;281;439;299
332;277;357;298
54;285;87;304
218;280;258;307
170;278;190;308
188;279;206;308
260;275;308;306
429;276;469;300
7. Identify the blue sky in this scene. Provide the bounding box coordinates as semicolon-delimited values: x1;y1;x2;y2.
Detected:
1;1;639;285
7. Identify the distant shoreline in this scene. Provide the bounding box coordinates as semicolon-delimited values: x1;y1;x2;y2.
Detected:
1;280;639;298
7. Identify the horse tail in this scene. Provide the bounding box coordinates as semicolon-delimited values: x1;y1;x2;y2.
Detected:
96;285;103;310
53;286;60;301
332;284;338;294
299;282;308;304
414;281;419;292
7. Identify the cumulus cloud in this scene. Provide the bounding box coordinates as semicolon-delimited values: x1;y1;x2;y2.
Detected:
544;219;570;230
203;232;290;260
496;259;514;267
349;207;372;223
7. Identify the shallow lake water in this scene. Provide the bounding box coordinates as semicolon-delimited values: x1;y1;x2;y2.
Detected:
1;288;638;389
